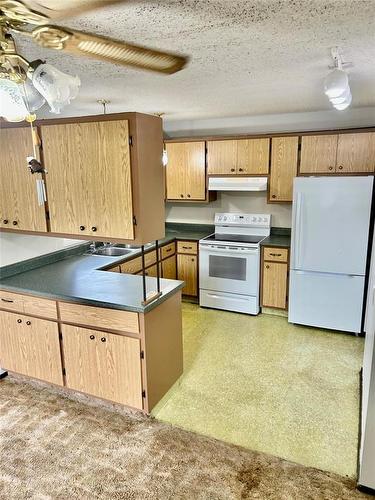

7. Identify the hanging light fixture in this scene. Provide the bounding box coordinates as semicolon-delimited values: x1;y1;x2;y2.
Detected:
324;47;352;111
0;31;80;122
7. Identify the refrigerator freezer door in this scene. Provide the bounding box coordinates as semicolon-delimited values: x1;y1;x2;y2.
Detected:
291;177;373;275
288;270;365;333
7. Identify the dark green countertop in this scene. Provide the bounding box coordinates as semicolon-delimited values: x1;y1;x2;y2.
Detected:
0;223;213;314
0;254;184;314
260;228;291;248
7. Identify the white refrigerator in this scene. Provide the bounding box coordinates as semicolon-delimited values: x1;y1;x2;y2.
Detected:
289;176;374;334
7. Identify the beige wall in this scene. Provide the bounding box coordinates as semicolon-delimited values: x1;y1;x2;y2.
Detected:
166;192;292;227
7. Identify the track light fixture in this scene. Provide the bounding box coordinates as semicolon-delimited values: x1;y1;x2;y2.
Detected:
324;47;352;111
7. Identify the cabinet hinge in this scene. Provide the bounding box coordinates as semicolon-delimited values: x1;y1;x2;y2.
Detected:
62;368;66;376
142;390;146;398
133;215;137;226
129;136;133;146
140;350;144;359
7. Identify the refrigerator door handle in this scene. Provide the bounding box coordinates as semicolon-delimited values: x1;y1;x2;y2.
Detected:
294;192;304;269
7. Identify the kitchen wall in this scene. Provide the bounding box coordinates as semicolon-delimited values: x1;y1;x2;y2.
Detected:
0;233;84;268
166;192;292;227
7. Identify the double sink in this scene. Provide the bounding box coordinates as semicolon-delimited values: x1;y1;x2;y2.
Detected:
89;242;154;257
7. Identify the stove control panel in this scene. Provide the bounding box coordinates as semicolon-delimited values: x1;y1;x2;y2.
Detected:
215;213;271;227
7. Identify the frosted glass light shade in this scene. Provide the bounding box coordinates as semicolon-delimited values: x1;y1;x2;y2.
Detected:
329;87;351;105
21;78;45;112
0;79;28;122
333;92;352;110
32;63;81;114
324;69;349;98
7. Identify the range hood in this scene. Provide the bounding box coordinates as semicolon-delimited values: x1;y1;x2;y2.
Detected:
208;177;268;192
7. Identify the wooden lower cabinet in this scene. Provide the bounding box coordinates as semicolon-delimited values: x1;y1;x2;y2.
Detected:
0;310;63;385
177;254;198;296
62;325;143;409
162;255;177;279
261;246;289;310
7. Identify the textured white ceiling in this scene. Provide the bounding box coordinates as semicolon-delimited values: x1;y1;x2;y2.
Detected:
14;0;375;120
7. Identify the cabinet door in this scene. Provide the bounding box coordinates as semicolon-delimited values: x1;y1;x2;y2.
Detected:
42;120;134;239
0;127;47;232
300;135;338;174
237;138;270;174
0;310;63;384
162;255;177;279
262;262;288;309
177;254;197;296
336;133;375;173
207;140;237;174
166;142;206;200
269;136;298;202
62;325;143;409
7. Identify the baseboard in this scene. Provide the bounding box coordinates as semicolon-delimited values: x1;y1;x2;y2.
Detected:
0;370;8;379
357;484;375;496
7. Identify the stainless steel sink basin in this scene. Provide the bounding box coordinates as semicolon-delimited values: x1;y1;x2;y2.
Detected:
94;247;134;256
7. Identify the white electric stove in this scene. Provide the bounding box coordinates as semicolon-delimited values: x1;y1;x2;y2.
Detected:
199;213;271;314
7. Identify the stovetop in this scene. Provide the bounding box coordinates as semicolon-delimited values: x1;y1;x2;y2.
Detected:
201;233;267;245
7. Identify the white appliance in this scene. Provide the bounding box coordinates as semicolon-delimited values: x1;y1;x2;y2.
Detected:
199;213;271;314
359;230;375;492
289;176;374;333
208;177;268;192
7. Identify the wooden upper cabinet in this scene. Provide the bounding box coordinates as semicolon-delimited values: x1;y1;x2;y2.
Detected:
269;136;298;202
336;133;375;173
41;120;134;240
207;138;269;175
207;140;237;174
0;127;47;232
237;138;270;174
165;142;206;200
300;135;338;174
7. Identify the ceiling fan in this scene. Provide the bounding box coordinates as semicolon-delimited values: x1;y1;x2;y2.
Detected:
0;0;188;83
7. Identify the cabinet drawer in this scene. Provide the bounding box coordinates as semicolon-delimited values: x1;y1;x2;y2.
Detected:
120;256;142;274
107;266;121;273
144;250;157;268
58;302;139;334
0;290;57;319
160;242;176;260
263;247;288;262
177;241;198;255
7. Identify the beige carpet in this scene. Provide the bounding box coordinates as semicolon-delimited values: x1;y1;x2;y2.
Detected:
0;377;370;499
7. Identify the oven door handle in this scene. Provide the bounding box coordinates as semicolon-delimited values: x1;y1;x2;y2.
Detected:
199;245;258;256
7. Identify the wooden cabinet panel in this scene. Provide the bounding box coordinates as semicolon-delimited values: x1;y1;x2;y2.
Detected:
162;255;177;280
0;290;57;319
336;133;375;173
160;242;175;260
262;262;288;309
166;142;206;200
58;302;139;334
237;138;270;174
177;254;197;296
269;136;298;202
263;247;288;262
0;310;63;385
137;264;159;277
0;127;47;232
300;135;338;174
41;120;134;239
120;256;142;274
177;240;198;255
62;325;143;409
207;140;237;174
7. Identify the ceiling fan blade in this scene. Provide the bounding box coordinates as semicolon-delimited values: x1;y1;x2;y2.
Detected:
24;0;126;21
31;25;188;74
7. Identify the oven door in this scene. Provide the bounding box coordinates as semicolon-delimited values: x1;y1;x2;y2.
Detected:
199;243;259;296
